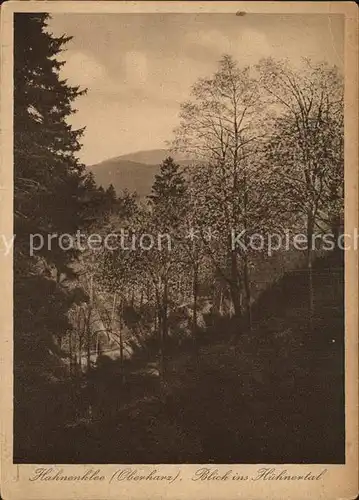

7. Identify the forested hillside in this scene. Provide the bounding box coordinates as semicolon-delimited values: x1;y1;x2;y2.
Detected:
88;150;194;197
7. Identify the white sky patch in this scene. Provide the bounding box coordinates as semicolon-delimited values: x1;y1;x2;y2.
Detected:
188;29;230;51
238;29;272;63
60;51;108;89
27;104;43;123
75;98;179;164
185;28;272;66
124;51;148;87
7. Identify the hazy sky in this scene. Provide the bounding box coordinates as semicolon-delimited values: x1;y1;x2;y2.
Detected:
48;14;344;165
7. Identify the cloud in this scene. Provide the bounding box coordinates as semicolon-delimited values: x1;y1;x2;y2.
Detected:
185;29;233;56
60;50;125;97
60;51;107;88
238;28;272;62
184;27;272;66
124;51;148;86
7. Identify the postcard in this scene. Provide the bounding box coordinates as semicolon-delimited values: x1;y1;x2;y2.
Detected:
1;1;358;499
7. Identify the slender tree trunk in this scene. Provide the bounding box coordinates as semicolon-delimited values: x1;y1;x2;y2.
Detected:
230;284;242;318
111;291;123;384
85;307;93;419
78;340;82;372
69;329;73;377
230;249;242;318
75;306;81;374
219;288;223;315
111;290;117;328
154;307;158;331
131;289;135;308
87;275;94;372
230;96;244;327
86;314;91;372
119;298;125;385
331;214;342;256
86;343;91;374
192;261;199;359
242;164;252;332
96;332;100;359
161;280;169;379
307;211;315;334
243;254;252;332
56;269;61;284
86;315;92;371
146;281;151;304
154;286;163;377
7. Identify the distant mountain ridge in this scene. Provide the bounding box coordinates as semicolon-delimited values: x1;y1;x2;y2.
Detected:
88;149;194;198
112;148;192;165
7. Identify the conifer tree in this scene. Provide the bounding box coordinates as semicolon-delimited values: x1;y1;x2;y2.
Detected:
147;157;187;377
106;183;117;202
14;13;87;365
149;156;187;231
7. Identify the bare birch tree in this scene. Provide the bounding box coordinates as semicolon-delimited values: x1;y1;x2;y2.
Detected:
257;57;344;330
173;55;265;331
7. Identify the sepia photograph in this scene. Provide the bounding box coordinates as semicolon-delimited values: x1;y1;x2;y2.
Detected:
10;7;349;466
1;7;357;498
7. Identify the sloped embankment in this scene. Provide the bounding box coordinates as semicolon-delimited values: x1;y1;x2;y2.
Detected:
25;252;344;464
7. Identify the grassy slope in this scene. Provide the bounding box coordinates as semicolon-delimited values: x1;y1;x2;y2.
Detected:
17;252;344;464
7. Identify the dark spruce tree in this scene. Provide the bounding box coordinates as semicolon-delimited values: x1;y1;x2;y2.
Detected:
14;13;86;273
106;183;117;202
80;172;115;228
147;157;187;378
104;183;118;212
149;156;187;231
13;13;95;461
